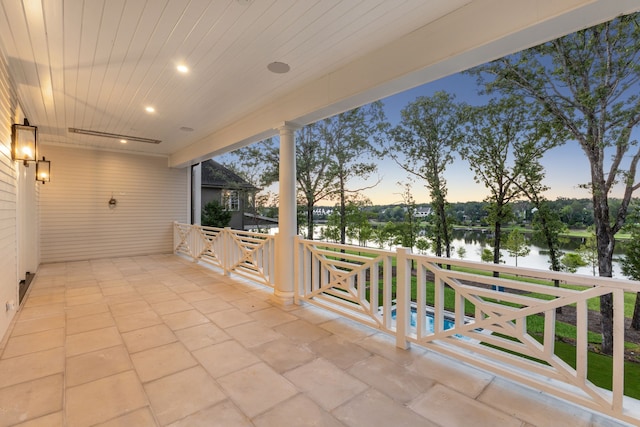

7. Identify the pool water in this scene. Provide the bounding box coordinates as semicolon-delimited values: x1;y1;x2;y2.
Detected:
391;307;456;331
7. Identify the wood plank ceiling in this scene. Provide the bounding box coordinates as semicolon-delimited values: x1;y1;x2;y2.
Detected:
0;0;638;164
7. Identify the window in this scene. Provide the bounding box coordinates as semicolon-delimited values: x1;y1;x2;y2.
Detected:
222;190;240;211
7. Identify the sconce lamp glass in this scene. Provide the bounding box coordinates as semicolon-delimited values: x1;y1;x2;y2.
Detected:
36;157;50;183
11;123;37;164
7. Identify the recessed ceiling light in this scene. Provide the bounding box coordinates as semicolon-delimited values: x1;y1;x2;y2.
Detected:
145;106;155;113
267;61;290;74
120;139;127;144
177;64;189;73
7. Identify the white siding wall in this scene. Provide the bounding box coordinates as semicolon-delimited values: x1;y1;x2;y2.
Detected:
0;52;18;340
40;146;189;263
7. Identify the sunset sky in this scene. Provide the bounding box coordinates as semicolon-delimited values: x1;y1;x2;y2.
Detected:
354;72;599;205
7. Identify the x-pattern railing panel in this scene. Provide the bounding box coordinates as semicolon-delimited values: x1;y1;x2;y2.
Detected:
173;222;275;287
406;254;631;419
295;238;395;331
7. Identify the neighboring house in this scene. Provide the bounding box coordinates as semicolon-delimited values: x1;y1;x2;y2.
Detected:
201;160;259;230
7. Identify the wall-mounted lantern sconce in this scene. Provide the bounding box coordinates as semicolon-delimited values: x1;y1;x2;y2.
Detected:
36;157;50;183
11;119;37;166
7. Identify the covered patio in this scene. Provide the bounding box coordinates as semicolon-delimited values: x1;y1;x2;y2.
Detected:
0;254;623;426
2;1;640;426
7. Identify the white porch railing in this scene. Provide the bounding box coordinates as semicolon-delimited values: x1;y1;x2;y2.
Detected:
294;237;640;425
173;222;275;287
173;223;640;424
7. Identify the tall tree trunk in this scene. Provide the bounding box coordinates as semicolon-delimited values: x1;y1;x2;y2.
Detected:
493;221;501;279
339;175;346;245
632;294;640;330
306;200;314;240
593;183;615;355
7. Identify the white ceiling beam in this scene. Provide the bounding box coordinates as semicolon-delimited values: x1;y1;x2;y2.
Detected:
169;0;640;168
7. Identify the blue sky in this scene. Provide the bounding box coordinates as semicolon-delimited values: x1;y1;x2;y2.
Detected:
358;72;598;205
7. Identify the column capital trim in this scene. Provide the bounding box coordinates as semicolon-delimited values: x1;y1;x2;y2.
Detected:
274;121;302;132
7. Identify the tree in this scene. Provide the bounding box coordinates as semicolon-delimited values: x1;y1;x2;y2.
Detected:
201;201;232;228
320;102;388;244
480;248;495;263
503;229;531;267
460;96;547;274
389;92;463;257
395;183;420;250
622;209;640;329
470;14;640;354
577;231;599;277
456;246;467;259
561;253;587;274
345;197;374;246
295;124;336;239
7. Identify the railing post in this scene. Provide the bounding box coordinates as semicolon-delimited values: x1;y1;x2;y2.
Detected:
223;227;232;276
396;247;411;350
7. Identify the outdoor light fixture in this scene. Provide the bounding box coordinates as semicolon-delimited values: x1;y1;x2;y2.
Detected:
11;119;37;165
36;157;50;183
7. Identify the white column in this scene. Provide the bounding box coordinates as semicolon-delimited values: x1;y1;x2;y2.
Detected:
273;122;300;305
192;163;202;225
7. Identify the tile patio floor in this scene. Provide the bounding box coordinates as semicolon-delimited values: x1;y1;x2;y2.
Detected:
0;254;632;427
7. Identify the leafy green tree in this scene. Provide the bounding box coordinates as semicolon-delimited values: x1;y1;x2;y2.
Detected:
622;210;640;329
456;246;466;259
470;14;640;354
577;231;599;277
201;201;232;228
389;92;463;257
480;248;495;263
503;229;530;267
295;124;336;240
321;101;388;244
561;253;587;274
415;237;430;254
395;184;420;250
461;96;549;275
345;198;374;246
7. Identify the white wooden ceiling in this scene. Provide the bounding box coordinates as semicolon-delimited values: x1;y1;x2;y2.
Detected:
0;0;638;166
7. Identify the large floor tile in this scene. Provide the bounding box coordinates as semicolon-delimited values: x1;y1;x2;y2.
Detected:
166;401;252;427
218;362;298;418
113;310;163;332
284;358;368;411
66;345;133;387
144;366;226;425
94;407;158;427
0;347;64;388
65;326;122;357
9;313;65;337
192;340;259;378
131;342;197;382
253;394;344;427
0;374;64;427
409;384;522;427
174;322;230;351
66;370;148;427
2;328;65;359
66;312;115;335
162;309;210;331
333;389;436;427
122;324;177;353
252;338;315;373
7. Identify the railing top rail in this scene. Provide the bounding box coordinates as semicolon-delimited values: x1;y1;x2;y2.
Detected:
295;235;640;292
411;252;640;291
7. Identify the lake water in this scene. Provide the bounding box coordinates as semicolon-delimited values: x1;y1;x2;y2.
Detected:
265;226;628;279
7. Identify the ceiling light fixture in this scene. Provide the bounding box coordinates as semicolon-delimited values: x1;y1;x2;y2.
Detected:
145;106;155;113
177;64;189;73
120;139;127;144
267;61;290;74
68;128;161;144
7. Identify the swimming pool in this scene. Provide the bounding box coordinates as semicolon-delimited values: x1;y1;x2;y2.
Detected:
391;307;457;332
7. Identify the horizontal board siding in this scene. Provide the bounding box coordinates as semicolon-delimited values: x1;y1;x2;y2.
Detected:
0;51;17;341
40;146;188;263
